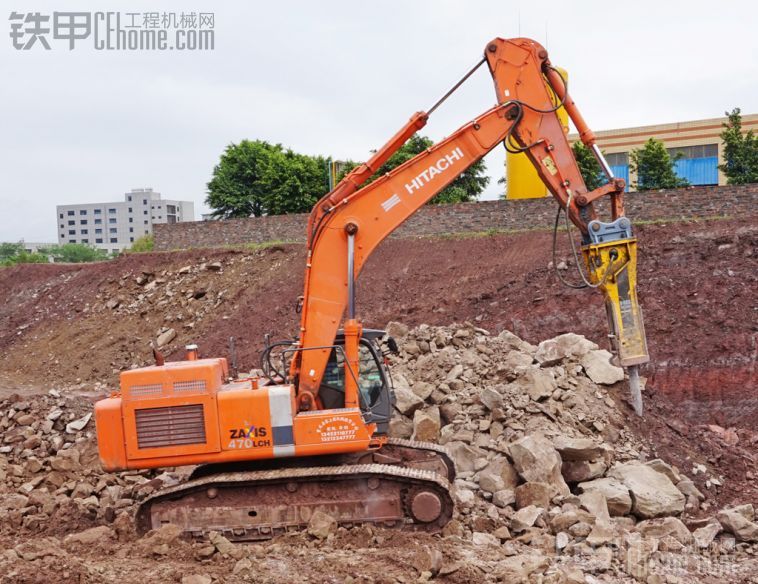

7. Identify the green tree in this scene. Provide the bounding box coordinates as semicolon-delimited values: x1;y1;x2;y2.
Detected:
0;242;23;262
0;243;49;267
129;235;154;252
630;138;689;191
41;243;108;263
571;142;604;191
341;134;489;204
206;140;330;218
719;108;758;184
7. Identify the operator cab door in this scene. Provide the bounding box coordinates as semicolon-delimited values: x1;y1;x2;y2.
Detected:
319;334;393;434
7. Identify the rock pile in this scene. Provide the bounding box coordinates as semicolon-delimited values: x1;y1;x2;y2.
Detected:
0;322;756;582
0;390;177;537
385;322;758;580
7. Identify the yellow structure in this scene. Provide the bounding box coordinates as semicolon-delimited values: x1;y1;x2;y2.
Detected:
505;68;569;199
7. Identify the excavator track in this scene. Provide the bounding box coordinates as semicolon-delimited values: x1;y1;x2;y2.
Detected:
136;440;456;542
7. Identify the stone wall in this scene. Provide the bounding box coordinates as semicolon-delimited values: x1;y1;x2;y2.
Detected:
154;184;758;250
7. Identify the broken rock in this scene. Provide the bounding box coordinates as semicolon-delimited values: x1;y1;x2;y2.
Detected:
608;462;685;519
508;433;569;496
553;435;607;462
717;505;758;542
511;505;544;532
156;328;177;348
307;510;337;539
411;406;440;442
577;477;632;517
581;349;624;385
394;385;424;416
693;521;722;548
65;412;92;434
515;482;551;509
535;333;598;366
64;525;116;547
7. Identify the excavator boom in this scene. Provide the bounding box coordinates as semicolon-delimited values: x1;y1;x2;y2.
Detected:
291;37;646;412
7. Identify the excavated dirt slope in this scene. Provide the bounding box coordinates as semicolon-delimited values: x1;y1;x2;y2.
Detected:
1;218;754;428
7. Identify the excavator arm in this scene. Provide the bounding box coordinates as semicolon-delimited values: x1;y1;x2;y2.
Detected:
291;37;649;414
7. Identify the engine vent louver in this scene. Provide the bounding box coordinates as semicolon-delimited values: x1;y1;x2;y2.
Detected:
135;404;206;449
173;379;207;393
129;383;163;398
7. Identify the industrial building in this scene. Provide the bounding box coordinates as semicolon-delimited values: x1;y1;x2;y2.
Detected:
55;188;194;253
507;112;757;198
570;113;758;190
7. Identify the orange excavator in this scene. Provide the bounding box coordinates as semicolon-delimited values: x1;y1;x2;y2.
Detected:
95;37;649;541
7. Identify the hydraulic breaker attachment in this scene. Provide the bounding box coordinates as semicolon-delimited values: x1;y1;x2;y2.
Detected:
582;219;649;416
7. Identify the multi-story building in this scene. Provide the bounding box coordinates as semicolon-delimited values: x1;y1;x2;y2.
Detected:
55;188;194;253
569;113;758;191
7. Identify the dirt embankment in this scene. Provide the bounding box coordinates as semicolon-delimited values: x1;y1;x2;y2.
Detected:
1;218;755;428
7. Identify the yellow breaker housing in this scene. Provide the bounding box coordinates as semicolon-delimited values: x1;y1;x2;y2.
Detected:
581;218;649;368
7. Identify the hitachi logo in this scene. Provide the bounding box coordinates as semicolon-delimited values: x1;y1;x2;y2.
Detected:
405;147;465;195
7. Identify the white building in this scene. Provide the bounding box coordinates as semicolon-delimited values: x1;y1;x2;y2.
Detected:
56;188;194;253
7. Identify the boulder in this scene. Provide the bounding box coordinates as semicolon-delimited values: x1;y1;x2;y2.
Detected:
388;417;413;439
523;369;557;402
676;478;705;501
307;510;337;539
579;490;610;523
138;523;183;554
492;489;516;508
472;532;499;546
717;505;758;542
496;553;549;582
577;477;632;517
535;334;598;366
411;381;435;401
394;385;424;415
581;349;624;385
608;462;685;518
636;517;693;546
64;525;116;547
693;522;722;548
586;521;615;547
479;456;520;490
553;436;607;462
515;482;551;509
479;387;503;411
14;537;65;561
209;530;241;557
446;442;483;474
385;321;409;339
411;407;440;442
511;505;544;532
645;458;681;483
508;433;569;496
561;459;607;483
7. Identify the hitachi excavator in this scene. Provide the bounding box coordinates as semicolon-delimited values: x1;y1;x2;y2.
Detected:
95;37;649;541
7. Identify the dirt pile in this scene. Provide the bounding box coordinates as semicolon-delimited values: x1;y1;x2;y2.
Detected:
1;323;756;582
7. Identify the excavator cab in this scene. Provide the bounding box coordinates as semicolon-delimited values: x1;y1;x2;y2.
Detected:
317;329;395;434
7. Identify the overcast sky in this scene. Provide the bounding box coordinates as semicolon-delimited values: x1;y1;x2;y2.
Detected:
2;0;757;242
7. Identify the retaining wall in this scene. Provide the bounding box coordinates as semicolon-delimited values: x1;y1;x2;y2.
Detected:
154;184;758;250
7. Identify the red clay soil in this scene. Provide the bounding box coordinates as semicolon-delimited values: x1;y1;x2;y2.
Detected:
0;217;756;505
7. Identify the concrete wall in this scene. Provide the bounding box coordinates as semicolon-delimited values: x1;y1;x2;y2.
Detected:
154;184;758;251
